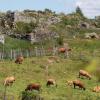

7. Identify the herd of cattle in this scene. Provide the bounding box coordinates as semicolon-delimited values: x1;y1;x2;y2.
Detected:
3;53;100;95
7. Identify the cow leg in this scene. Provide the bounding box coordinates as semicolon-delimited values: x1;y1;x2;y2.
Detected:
10;82;13;86
79;73;80;78
87;76;91;80
73;84;76;89
46;82;49;87
55;84;57;88
80;87;82;90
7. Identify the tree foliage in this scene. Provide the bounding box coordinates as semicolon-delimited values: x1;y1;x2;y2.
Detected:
76;6;84;17
15;21;37;34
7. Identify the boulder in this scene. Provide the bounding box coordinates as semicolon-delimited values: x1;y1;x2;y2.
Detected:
85;32;99;39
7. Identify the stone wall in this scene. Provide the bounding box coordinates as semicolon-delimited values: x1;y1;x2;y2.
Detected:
14;12;36;23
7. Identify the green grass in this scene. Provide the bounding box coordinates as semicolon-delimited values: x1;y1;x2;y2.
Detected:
0;55;99;100
0;38;99;100
0;36;34;51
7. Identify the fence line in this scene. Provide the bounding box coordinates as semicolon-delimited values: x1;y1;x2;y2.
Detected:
0;47;99;60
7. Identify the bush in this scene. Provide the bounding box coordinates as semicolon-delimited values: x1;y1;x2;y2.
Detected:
56;37;63;46
21;91;43;100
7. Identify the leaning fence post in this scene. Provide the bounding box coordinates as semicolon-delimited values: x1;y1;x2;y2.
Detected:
3;86;7;100
2;51;4;60
10;49;13;60
0;52;1;60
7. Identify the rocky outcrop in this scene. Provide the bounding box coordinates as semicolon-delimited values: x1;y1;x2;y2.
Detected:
85;32;99;39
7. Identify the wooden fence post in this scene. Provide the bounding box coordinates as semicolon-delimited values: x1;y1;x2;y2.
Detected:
45;65;49;79
10;49;13;60
0;52;1;60
26;50;29;58
52;46;58;56
35;47;38;57
41;46;45;56
3;86;7;100
13;50;16;60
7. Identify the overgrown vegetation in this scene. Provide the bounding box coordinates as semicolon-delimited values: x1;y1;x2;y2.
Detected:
21;91;43;100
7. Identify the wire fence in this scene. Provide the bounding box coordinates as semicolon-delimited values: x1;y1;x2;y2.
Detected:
0;92;14;100
0;47;100;60
0;47;55;60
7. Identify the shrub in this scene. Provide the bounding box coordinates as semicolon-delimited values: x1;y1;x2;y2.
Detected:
21;91;43;100
56;37;63;46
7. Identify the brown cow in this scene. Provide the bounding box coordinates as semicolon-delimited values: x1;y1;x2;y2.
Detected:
66;80;73;86
79;70;92;80
58;48;66;53
47;59;54;64
4;76;15;86
46;79;57;87
25;83;41;91
73;80;86;90
58;47;71;53
92;86;100;92
15;56;24;64
48;56;60;63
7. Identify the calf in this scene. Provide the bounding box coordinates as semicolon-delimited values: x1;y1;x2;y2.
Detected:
48;56;60;63
58;48;71;53
58;48;66;53
73;80;86;90
15;56;24;64
46;79;57;87
66;80;73;86
92;86;100;92
25;83;41;91
4;76;15;86
79;70;92;80
47;59;54;64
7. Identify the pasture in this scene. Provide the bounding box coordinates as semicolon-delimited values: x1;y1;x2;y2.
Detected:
0;39;100;100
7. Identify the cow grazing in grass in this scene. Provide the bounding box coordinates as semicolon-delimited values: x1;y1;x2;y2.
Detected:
47;59;54;64
4;76;15;86
58;47;71;53
15;56;24;64
25;83;41;91
73;80;86;90
66;80;73;86
58;47;71;58
58;48;66;53
46;79;57;87
48;56;60;63
79;70;92;80
92;86;100;92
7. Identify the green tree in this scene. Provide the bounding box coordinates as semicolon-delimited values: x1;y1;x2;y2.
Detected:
76;6;84;17
44;8;52;13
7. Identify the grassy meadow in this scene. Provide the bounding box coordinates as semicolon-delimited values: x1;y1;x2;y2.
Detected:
0;39;99;100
